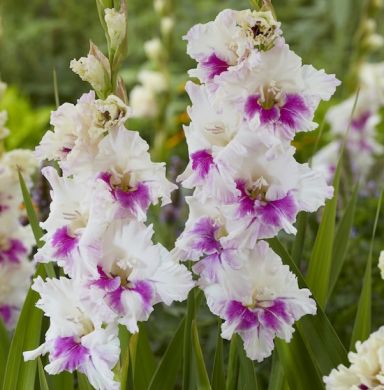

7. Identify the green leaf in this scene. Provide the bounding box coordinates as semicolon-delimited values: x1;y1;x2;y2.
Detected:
269;238;348;375
48;372;75;390
236;337;258;390
211;321;225;390
0;319;10;386
119;325;130;390
225;335;239;390
350;190;383;348
276;330;323;390
37;358;50;390
268;353;289;390
183;288;196;390
328;183;359;299
130;324;156;390
18;171;55;279
2;266;47;390
148;319;185;390
306;161;340;308
291;212;307;266
77;372;93;390
191;320;211;390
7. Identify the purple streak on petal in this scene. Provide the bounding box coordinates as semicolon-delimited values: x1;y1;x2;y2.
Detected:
98;171;113;186
61;147;72;155
257;193;297;227
92;266;121;292
0;204;9;214
358;385;369;390
201;53;229;79
245;95;279;124
262;299;289;331
226;301;258;330
106;286;125;314
192;253;221;282
0;239;27;264
52;226;78;258
131;280;153;309
352;111;371;131
191;217;221;254
191;150;214;179
0;305;13;326
115;182;150;213
279;94;308;129
236;180;255;217
52;337;89;371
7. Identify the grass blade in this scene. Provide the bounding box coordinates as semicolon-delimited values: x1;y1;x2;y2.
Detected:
131;324;156;389
191;320;211;390
269;237;348;375
237;338;258;390
148;318;185;390
225;335;239;390
0;320;9;386
268;353;289;390
37;358;50;390
276;330;323;390
328;183;359;299
119;325;130;390
211;321;225;390
183;288;196;390
350;190;383;348
77;372;93;390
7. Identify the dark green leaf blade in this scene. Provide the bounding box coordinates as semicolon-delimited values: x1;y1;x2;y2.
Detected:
148;319;185;390
211;321;225;390
236;336;258;390
191;320;211;390
350;190;383;348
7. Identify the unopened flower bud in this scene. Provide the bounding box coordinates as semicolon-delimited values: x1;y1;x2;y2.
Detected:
379;251;384;280
104;8;126;50
144;38;163;62
364;33;384;50
129;86;158;118
161;16;174;36
70;53;110;96
154;0;166;14
0;82;7;100
138;70;168;93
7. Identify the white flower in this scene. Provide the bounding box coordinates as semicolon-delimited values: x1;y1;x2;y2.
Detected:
87;220;194;333
36;92;130;177
138;70;168;93
129;85;158;118
23;277;120;390
379;251;384;280
144;38;163;63
70;55;110;95
0;260;34;329
104;8;126;50
94;126;177;220
203;241;316;362
324;326;384;389
2;149;38;179
184;9;283;83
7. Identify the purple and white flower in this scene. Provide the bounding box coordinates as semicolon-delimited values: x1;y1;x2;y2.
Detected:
203;241;316;362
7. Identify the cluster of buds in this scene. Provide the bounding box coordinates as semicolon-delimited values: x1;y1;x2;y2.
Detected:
174;7;340;361
23;5;193;389
129;0;173;118
0;82;37;330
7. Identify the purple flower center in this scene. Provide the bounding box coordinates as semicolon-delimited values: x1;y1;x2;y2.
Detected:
191;217;221;254
52;337;89;371
52;226;78;258
226;299;290;332
201;53;229;80
257;193;297;227
0;305;13;326
245;93;309;137
352;111;371;131
191;150;214;179
0;239;27;264
99;172;151;215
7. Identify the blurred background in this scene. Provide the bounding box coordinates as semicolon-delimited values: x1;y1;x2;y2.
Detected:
1;0;384;385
